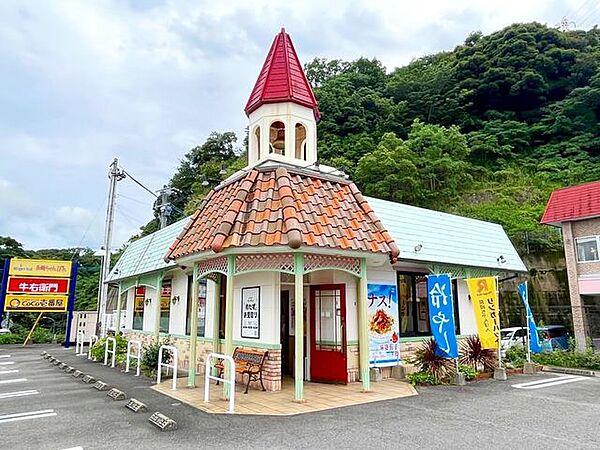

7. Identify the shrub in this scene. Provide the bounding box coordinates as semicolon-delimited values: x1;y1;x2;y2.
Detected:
533;349;600;371
458;364;477;381
409;338;454;383
90;334;128;363
505;345;527;368
141;337;173;376
0;333;24;345
459;335;497;372
406;370;440;386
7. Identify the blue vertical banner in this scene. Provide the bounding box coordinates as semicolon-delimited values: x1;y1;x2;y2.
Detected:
427;274;459;358
517;281;542;354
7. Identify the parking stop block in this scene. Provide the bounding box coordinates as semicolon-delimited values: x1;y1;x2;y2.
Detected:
82;375;96;384
125;398;147;413
72;370;83;378
107;388;127;401
59;363;67;369
93;381;109;391
41;351;48;357
149;412;177;431
65;366;75;374
52;359;61;366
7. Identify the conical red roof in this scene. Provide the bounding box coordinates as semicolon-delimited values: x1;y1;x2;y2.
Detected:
245;28;321;121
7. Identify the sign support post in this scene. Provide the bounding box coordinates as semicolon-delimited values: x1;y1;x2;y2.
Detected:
64;262;79;348
23;312;44;346
0;258;9;326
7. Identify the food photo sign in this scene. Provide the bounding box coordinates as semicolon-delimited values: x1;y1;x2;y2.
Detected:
367;283;400;366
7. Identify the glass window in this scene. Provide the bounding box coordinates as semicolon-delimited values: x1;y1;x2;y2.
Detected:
132;286;145;330
398;275;414;336
576;237;599;262
415;276;431;335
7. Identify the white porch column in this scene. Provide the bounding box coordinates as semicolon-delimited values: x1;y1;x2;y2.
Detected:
294;253;305;402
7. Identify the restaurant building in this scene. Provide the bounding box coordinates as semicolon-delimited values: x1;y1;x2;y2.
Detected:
106;29;526;401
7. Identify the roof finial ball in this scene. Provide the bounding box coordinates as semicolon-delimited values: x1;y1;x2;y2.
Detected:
245;29;320;168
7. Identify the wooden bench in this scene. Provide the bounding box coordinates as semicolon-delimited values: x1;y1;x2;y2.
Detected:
214;347;268;394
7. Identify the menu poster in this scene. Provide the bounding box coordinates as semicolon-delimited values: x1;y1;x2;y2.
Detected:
241;286;260;339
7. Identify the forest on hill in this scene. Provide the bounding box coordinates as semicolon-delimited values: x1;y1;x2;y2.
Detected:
157;22;600;258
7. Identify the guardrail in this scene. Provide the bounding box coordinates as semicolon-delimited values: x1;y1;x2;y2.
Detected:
88;335;98;360
157;345;178;390
204;352;235;414
104;336;116;368
125;340;142;377
76;331;86;356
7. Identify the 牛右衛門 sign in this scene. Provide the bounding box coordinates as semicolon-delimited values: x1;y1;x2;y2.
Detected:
466;277;500;350
367;283;400;367
3;258;73;313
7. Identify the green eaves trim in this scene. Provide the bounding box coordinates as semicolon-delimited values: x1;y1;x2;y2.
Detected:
123;330;281;349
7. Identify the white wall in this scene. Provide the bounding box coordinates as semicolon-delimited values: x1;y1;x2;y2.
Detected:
169;272;189;335
232;272;280;345
142;286;158;332
457;279;477;335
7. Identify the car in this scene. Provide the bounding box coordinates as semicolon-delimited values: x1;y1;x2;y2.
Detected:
538;325;570;351
500;327;527;356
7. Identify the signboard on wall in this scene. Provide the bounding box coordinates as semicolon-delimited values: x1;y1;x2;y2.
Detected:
160;279;171;311
241;286;260;339
367;283;400;367
134;286;145;312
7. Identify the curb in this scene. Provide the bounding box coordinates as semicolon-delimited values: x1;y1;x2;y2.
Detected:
541;365;600;378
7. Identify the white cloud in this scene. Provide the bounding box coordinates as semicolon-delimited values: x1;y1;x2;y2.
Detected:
0;0;587;249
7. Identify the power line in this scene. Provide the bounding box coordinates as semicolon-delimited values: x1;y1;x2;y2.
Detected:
122;169;158;198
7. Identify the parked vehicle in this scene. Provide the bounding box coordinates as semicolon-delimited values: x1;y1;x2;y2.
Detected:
538;325;570;351
500;327;527;356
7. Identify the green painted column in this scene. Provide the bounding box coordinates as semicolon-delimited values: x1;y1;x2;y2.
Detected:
294;253;304;402
212;276;221;355
188;263;199;387
357;258;371;392
154;272;164;341
115;282;123;334
223;255;235;399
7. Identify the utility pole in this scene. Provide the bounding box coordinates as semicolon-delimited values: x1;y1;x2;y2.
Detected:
97;158;125;337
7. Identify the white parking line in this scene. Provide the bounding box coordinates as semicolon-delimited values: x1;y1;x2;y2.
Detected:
0;378;27;385
0;370;19;375
512;375;588;390
0;409;57;424
0;355;10;358
0;362;15;366
0;390;40;400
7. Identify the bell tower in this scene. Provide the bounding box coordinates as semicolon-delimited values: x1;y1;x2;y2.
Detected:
245;28;320;167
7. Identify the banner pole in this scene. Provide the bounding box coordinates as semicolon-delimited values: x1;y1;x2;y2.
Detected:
496;276;502;368
525;280;532;363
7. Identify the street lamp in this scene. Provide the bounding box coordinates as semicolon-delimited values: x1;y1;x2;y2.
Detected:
42;316;56;343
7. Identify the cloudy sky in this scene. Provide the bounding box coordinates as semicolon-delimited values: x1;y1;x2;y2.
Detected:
0;0;596;251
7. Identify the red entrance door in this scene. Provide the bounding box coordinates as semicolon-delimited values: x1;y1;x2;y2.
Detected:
310;284;347;384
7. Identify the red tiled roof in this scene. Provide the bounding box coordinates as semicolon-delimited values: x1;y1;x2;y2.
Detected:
541;180;600;225
166;167;399;261
244;28;321;121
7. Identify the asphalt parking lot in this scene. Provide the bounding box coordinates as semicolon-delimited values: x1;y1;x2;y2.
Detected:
1;344;599;449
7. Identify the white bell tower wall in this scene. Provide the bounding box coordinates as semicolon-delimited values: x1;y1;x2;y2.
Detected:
248;102;317;167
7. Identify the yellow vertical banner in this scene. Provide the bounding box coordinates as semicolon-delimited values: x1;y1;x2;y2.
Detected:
466;277;500;350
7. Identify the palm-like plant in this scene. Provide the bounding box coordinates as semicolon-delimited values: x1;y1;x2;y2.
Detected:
410;338;455;383
459;335;496;372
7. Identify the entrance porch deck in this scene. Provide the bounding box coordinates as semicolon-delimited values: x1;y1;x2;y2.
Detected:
153;377;417;415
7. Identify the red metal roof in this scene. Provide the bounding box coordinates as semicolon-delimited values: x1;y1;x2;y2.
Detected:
541;180;600;225
165;166;399;262
245;28;321;121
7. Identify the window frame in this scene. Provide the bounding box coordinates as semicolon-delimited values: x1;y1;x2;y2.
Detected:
575;235;600;263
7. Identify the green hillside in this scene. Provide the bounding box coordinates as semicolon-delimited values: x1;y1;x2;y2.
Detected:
155;23;600;256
